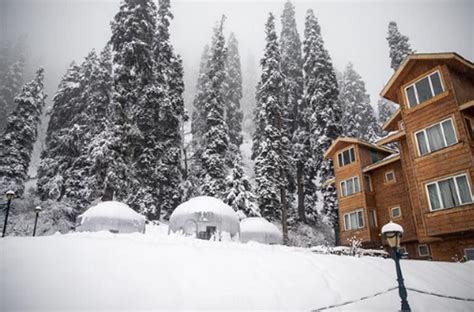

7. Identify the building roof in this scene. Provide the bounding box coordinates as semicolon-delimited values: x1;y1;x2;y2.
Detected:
362;154;401;173
324;137;396;158
381;52;474;103
376;130;406;146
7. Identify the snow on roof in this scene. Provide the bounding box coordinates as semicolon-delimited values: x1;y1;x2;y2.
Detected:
79;201;145;222
171;196;238;221
362;153;400;173
381;221;404;234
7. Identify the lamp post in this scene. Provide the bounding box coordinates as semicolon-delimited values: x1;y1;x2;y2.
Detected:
381;221;411;312
2;190;15;238
33;206;42;237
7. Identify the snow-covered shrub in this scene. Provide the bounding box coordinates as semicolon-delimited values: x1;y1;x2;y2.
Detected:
348;236;362;256
287;222;335;247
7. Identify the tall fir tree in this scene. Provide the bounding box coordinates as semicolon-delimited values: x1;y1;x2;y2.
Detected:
198;17;229;198
224;33;244;155
303;10;342;240
0;56;25;131
0;68;46;196
254;13;288;243
378;21;413;131
153;0;186;219
387;21;413;71
338;63;379;141
108;0;161;218
280;0;305;223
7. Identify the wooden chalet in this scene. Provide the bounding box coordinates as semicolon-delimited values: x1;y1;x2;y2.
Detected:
324;52;474;261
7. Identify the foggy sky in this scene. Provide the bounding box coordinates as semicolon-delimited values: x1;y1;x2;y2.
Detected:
1;0;473;114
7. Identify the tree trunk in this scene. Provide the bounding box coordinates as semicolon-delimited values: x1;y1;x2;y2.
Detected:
296;161;306;223
334;220;340;246
102;184;114;201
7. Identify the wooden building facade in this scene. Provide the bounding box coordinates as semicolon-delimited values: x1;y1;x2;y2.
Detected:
324;53;474;261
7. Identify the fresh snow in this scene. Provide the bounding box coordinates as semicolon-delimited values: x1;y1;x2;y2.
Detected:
1;226;473;311
381;220;404;234
79;201;145;221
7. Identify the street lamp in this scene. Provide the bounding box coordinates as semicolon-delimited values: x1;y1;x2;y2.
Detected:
33;206;42;237
2;190;15;238
381;221;411;312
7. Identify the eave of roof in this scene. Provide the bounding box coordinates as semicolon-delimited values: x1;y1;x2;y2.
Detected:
322;177;335;187
380;52;474;103
459;100;474;111
362;154;401;173
376;130;406;146
324;137;396;158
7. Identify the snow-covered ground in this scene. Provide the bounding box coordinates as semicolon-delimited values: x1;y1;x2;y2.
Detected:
1;225;473;311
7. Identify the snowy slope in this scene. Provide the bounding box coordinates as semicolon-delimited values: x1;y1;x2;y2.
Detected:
1;225;473;311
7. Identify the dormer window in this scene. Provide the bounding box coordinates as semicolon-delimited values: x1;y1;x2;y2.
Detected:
337;147;355;167
405;70;444;108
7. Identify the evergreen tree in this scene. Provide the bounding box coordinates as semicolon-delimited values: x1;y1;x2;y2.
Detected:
387;21;413;71
303;10;342;239
198;17;229;198
0;56;25;130
224;33;244;152
377;97;397;128
153;0;186;219
0;68;46;196
338;63;379;141
280;0;305;222
225;163;260;218
109;0;161;217
253;14;288;242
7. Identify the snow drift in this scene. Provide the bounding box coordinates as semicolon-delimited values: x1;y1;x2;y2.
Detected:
1;226;473;311
76;201;146;234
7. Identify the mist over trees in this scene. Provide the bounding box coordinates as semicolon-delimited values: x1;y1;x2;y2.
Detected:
0;0;419;246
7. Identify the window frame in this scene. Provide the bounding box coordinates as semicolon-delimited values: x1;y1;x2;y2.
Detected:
340;176;360;197
385;170;396;183
343;209;365;231
417;244;430;257
364;174;373;192
424;173;474;212
337;147;356;168
390;206;402;219
368;209;377;228
404;69;445;108
414;117;458;156
464;248;474;261
464;115;474;140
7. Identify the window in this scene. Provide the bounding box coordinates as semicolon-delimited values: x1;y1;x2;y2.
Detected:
399;246;408;256
405;71;444;108
368;209;377;228
426;174;473;211
344;210;364;230
385;171;396;183
415;118;457;156
338;148;355;167
340;176;360;197
364;175;373;192
390;206;401;218
464;248;474;261
418;244;430;257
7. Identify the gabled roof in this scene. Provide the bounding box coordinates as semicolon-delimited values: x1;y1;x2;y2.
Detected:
376;130;406;146
324;137;396;158
381;52;474;103
362;154;401;173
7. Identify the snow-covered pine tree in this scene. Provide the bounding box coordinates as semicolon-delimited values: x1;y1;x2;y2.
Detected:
387;21;413;71
225;163;260;218
338;63;379;141
0;68;46;196
191;44;210;151
198;16;229;198
254;14;288;243
37;62;84;201
303;10;342;240
377;97;397;128
0;56;25;131
280;0;305;223
109;0;161;217
153;0;186;219
224;32;244;156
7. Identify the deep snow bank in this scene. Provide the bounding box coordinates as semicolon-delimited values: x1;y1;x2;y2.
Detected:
1;226;473;311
